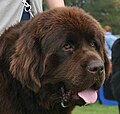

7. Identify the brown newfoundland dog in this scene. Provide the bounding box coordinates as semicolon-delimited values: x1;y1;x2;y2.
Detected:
0;7;110;114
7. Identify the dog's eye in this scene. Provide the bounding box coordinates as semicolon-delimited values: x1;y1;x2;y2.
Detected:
62;43;73;51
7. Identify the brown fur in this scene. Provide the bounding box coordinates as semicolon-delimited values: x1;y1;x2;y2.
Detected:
0;7;110;114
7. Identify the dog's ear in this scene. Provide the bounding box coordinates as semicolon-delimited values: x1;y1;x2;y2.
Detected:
10;34;43;93
103;48;110;79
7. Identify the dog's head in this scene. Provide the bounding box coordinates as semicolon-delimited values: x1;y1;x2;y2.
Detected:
10;7;110;109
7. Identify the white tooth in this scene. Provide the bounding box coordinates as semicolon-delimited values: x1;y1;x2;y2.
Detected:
61;102;68;108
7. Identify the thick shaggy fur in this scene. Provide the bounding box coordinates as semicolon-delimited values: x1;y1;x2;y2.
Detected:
111;38;120;113
0;7;110;114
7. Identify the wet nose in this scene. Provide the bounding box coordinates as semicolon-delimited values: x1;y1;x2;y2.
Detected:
87;60;104;75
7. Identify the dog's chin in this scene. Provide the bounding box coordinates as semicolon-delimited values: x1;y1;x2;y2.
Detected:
59;74;105;108
39;81;100;109
60;86;98;108
60;92;86;108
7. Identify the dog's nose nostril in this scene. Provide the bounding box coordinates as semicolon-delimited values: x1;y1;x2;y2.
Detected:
88;65;104;73
87;60;104;75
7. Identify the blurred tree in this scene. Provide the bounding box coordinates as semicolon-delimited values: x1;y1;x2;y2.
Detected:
65;0;120;34
65;0;86;7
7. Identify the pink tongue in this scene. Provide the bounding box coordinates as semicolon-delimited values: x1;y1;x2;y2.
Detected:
78;88;97;105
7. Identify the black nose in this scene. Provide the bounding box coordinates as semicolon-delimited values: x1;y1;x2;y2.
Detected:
87;60;104;75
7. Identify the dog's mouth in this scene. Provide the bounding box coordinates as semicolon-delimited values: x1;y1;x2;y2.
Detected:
60;86;98;108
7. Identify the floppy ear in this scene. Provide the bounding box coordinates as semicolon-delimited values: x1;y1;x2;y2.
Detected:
103;48;110;79
10;35;43;93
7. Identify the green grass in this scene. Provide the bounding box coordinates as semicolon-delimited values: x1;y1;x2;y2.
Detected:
72;101;119;114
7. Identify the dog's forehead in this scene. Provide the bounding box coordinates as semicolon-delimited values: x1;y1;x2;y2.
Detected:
50;7;102;33
39;7;104;40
